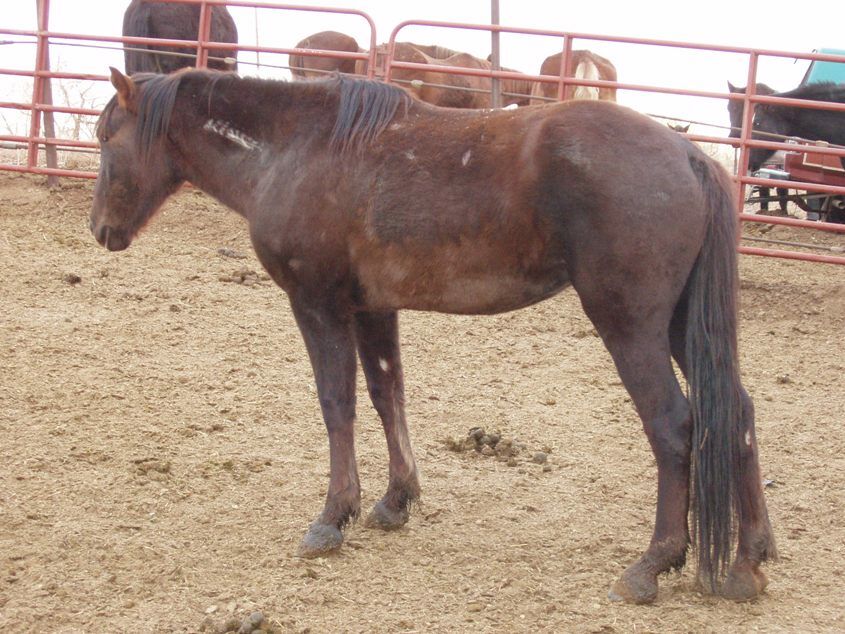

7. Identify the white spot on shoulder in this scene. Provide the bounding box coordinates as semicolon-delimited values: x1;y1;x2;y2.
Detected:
203;119;261;151
379;358;390;372
405;149;416;161
462;149;472;166
744;431;751;446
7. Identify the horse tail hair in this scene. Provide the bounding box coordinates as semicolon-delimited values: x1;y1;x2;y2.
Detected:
685;154;743;592
573;60;600;100
122;1;158;75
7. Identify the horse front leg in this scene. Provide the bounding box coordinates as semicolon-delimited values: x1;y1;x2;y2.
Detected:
354;311;420;530
290;299;361;558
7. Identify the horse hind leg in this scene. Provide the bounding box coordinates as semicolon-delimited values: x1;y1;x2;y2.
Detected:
354;311;421;530
608;343;692;602
720;386;777;601
670;298;775;601
573;296;691;604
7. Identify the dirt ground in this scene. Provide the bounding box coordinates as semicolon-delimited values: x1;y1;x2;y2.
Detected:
1;171;843;633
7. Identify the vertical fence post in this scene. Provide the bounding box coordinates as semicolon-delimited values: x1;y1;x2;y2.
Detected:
490;0;502;108
29;0;54;181
736;52;761;218
196;0;211;69
556;36;573;102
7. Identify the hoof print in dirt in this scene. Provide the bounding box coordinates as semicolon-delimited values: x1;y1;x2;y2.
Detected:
61;272;82;285
218;267;269;287
200;609;276;634
445;427;549;469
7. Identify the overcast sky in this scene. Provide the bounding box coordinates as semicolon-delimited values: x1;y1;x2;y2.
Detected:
2;0;842;138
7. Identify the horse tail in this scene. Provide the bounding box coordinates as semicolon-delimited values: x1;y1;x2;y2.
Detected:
573;60;600;100
122;1;158;75
685;154;743;591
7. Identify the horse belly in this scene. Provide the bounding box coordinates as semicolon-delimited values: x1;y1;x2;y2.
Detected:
353;244;570;315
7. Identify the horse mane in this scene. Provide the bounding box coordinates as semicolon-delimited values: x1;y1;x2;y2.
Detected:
329;76;411;153
98;71;410;158
775;81;845;103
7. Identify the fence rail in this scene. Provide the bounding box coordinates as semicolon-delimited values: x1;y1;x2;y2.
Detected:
1;0;843;263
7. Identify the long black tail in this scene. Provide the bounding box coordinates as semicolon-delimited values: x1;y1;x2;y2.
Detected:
685;155;743;590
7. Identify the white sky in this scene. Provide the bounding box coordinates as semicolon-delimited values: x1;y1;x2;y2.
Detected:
1;0;841;139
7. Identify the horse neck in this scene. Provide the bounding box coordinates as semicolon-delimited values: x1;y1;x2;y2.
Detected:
165;76;337;215
785;91;845;144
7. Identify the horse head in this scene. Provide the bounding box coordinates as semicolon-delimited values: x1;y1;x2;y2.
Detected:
748;101;791;172
90;68;185;251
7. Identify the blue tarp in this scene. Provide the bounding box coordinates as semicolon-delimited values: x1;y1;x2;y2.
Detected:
802;48;845;85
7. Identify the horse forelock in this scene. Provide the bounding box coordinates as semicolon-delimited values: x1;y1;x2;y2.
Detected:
98;71;195;163
330;76;410;153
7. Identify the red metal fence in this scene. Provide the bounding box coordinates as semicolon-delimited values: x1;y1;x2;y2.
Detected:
2;0;843;263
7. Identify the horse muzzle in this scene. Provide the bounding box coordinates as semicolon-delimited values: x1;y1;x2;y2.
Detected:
91;220;133;251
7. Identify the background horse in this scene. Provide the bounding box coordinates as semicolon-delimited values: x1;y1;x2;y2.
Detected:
359;42;531;108
749;81;845;171
289;30;361;79
530;50;617;103
91;67;775;605
727;81;789;214
122;0;238;74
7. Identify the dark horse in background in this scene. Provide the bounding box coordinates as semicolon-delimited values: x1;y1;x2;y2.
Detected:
727;81;789;214
122;0;238;74
749;81;845;171
91;67;776;604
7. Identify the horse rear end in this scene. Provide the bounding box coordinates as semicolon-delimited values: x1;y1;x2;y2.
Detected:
531;50;617;104
122;0;238;75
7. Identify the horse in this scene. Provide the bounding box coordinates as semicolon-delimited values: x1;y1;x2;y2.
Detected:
748;81;845;172
289;31;361;80
122;0;238;74
530;50;617;104
726;81;789;214
91;67;776;604
358;43;531;108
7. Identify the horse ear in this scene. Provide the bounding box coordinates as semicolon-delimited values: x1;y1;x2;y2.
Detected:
727;81;738;93
109;67;137;111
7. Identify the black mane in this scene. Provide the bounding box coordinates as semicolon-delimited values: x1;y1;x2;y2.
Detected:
329;76;411;152
97;71;411;159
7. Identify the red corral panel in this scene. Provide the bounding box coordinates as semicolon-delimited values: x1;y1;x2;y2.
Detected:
1;0;843;262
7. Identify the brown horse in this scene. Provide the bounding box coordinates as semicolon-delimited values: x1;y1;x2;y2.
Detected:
360;43;531;108
122;0;238;74
91;68;776;604
289;30;361;79
531;50;617;103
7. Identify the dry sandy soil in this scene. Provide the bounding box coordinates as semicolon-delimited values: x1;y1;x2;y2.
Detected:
1;171;843;633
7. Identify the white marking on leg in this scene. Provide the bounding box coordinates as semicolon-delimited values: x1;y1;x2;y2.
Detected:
745;430;752;446
379;358;390;372
462;149;472;166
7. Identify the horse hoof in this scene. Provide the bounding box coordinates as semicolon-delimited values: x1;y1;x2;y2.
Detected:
295;523;343;558
364;500;409;531
720;566;768;602
608;565;658;604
